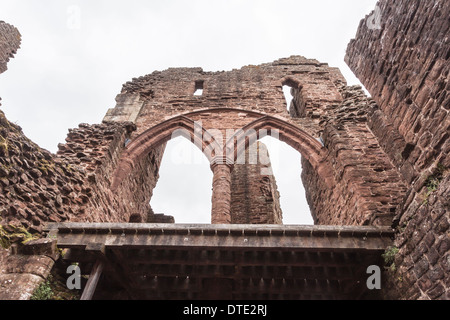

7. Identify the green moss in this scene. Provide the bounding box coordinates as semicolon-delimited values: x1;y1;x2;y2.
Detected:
426;164;447;190
30;280;53;300
0;224;40;249
0;226;13;249
422;164;448;205
0;234;10;249
31;268;80;301
382;246;399;273
37;158;55;175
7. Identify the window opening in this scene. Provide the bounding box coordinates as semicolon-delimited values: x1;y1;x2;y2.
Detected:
194;80;204;96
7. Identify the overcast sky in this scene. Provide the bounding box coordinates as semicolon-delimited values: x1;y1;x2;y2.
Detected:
0;0;378;224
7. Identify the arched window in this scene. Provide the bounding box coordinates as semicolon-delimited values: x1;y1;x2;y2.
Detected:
259;136;313;225
113;109;333;226
150;137;212;223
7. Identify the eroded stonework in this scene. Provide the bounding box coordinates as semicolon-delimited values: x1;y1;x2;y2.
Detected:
0;21;21;75
106;56;406;226
0;0;448;300
346;0;449;300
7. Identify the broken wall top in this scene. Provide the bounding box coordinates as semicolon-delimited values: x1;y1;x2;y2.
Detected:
103;56;347;138
0;21;21;75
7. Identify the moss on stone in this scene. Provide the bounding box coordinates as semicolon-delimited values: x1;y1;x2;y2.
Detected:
30;280;53;300
31;267;81;300
382;246;399;272
37;158;55;175
422;163;449;204
0;224;40;249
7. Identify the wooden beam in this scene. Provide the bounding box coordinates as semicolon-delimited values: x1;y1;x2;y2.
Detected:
46;223;393;252
80;259;104;300
45;222;394;300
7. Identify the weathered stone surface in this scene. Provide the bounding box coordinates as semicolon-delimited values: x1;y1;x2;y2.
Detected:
147;213;175;224
0;21;21;75
2;254;55;279
18;238;58;258
106;56;406;227
0;273;44;300
0;0;448;299
0;111;151;231
347;0;449;300
231;142;282;224
346;0;449;180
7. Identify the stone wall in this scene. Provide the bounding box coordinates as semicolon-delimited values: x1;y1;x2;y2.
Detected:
231;142;282;224
0;237;58;300
346;0;449;300
2;0;448;299
0;111;87;232
0;110;164;298
106;56;407;227
0;21;21;75
0;113;162;230
346;0;449;181
301;82;407;226
56;121;165;224
104;56;345;139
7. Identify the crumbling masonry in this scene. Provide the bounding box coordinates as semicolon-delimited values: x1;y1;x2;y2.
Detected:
0;0;448;300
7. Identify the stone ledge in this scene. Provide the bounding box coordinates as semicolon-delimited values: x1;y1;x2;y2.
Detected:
0;273;44;300
2;254;55;279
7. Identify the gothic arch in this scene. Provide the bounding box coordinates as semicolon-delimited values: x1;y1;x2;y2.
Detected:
111;108;335;191
111;115;222;190
225;115;335;187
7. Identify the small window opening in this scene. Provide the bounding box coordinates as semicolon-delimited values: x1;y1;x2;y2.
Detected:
194;80;204;96
282;85;294;111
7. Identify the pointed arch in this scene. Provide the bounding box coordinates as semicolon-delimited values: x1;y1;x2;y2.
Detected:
111;108;335;191
225;115;335;187
111;115;222;190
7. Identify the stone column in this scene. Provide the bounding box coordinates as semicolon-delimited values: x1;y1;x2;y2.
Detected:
210;157;233;224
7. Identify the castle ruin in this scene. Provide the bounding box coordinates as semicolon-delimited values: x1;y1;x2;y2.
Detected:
0;0;448;300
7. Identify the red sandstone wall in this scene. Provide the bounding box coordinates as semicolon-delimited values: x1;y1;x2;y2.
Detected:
0;113;163;298
346;0;449;300
104;57;345;139
231;142;282;224
2;6;444;297
346;0;449;182
303;83;407;226
0;21;21;75
56;122;165;223
107;56;407;227
0;114;163;230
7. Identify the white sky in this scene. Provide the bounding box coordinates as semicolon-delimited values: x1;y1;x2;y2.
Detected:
0;0;378;225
